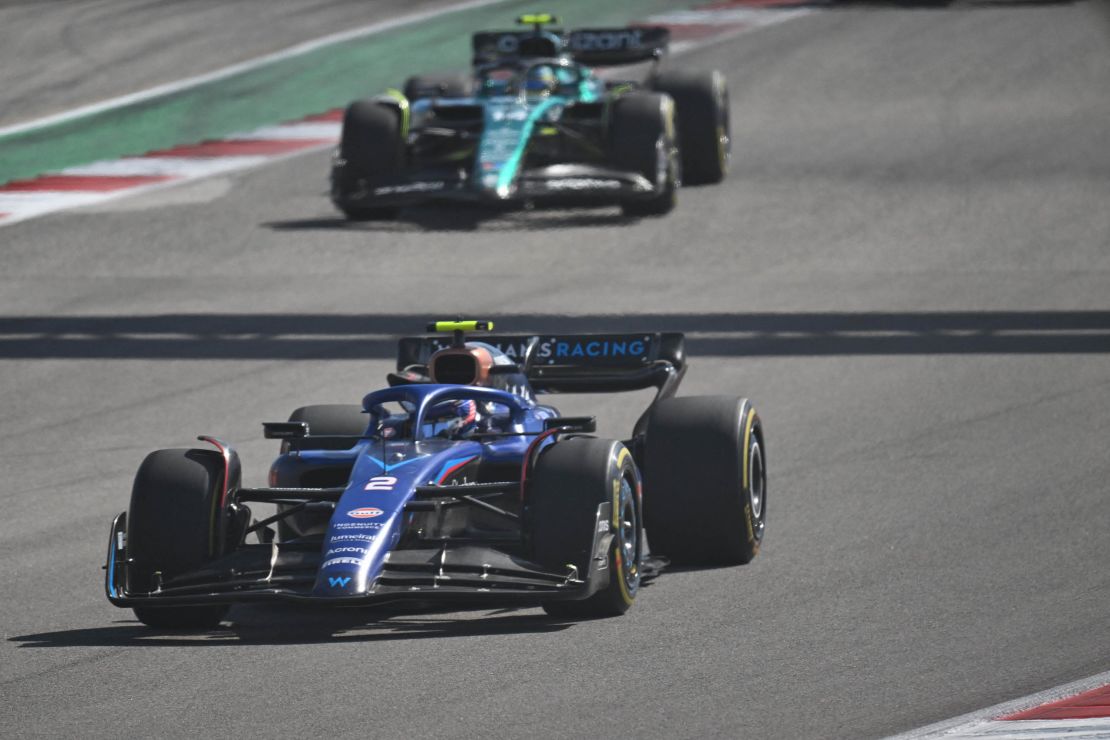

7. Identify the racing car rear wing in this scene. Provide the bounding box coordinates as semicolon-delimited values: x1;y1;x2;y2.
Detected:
567;27;669;66
471;26;669;66
396;332;686;399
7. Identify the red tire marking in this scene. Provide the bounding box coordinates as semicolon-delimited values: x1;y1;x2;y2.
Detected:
144;138;332;158
1000;683;1110;721
0;174;174;192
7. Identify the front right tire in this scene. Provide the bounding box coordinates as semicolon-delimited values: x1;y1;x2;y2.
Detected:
127;448;232;629
333;100;404;220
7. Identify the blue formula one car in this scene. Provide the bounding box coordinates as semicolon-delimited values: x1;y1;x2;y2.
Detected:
329;14;731;219
104;322;766;628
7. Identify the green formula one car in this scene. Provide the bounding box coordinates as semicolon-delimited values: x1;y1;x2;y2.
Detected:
330;14;731;219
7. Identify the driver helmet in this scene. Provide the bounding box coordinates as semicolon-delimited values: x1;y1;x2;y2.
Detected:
523;65;557;97
424;399;479;438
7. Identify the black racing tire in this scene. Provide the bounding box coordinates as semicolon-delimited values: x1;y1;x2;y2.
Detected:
643;396;765;566
334;99;403;220
275;404;367;541
127;449;231;629
650;70;730;185
529;437;643;618
610;92;678;217
402;72;472;101
286;404;368;450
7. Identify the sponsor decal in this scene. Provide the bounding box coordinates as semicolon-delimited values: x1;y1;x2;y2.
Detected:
328;576;352;588
364;475;397;491
427;335;651;363
348;507;384;519
330;533;377;542
489;106;529;123
333;521;383;530
373;181;445;195
325;547;368;556
570;29;644;52
546;177;622;191
322;557;362;568
552;339;646;358
481;174;499;188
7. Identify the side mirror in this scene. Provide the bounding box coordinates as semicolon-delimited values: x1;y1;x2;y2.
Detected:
262;421;309;440
543;416;596;433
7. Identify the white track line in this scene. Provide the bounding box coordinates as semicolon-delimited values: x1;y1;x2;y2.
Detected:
62;156;270;178
226;122;342;141
0;0;512;139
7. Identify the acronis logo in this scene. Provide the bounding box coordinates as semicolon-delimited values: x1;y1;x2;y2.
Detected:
328;576;351;588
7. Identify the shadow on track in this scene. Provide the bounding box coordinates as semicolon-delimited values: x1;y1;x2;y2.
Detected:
0;311;1108;360
264;204;637;233
10;608;571;648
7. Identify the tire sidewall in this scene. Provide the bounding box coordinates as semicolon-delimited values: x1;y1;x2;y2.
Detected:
643;396;765;565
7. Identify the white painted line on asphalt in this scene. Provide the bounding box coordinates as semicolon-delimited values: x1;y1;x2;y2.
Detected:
0;0;513;139
226;123;343;141
62;156;269;178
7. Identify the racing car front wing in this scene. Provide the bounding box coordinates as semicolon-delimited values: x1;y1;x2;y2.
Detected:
104;500;616;608
331;163;655;211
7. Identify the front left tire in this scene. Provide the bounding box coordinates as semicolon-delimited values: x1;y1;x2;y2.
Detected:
610;92;679;217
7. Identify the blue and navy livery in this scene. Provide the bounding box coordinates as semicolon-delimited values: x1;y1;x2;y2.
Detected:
104;328;687;611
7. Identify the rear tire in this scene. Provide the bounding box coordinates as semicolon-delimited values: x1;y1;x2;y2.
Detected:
650;70;730;185
610;92;678;217
403;72;472;101
127;449;232;629
529;438;642;618
275;404;367;541
643;396;765;565
333;100;403;220
286;404;368;450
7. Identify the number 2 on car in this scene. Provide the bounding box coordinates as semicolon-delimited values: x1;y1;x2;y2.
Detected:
364;476;397;491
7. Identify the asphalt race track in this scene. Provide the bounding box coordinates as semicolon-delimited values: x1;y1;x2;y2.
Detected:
2;2;1109;738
